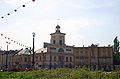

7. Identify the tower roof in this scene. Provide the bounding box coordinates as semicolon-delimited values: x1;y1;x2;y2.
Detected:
56;25;61;33
56;25;60;29
50;25;66;35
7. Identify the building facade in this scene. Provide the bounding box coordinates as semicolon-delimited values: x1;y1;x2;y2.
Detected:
12;48;32;69
0;25;114;71
74;44;113;70
0;50;21;71
35;25;74;69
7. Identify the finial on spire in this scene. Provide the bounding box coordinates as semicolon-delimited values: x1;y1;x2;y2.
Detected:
57;19;60;25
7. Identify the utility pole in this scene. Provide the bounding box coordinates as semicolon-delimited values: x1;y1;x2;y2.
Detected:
6;41;10;71
41;51;44;69
49;48;51;69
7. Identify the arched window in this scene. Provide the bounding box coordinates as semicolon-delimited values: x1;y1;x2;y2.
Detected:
58;48;64;52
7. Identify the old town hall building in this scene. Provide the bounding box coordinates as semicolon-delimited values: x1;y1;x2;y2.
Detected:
35;25;74;69
0;25;113;70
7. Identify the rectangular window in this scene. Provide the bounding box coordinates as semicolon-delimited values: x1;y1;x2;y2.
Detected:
50;47;56;50
54;56;56;61
24;57;27;62
16;58;20;62
91;49;94;57
59;40;62;45
102;48;106;57
108;49;111;57
36;57;38;61
80;51;83;53
66;49;71;51
58;56;63;62
39;56;41;61
70;57;72;62
91;58;95;63
53;40;55;44
66;57;68;62
44;55;46;61
107;58;111;63
76;51;79;54
103;58;106;64
80;59;83;64
50;56;52;62
76;56;79;59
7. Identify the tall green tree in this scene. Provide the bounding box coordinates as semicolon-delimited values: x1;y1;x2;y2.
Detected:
113;36;119;53
113;36;120;65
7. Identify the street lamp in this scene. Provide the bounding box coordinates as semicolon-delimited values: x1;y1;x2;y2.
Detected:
6;41;10;71
32;32;35;68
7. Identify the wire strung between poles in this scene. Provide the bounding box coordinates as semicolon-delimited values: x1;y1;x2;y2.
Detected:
0;33;31;48
1;0;35;19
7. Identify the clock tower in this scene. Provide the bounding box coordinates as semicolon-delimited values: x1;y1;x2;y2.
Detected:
50;25;66;46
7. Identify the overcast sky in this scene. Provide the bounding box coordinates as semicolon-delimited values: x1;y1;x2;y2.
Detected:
0;0;120;50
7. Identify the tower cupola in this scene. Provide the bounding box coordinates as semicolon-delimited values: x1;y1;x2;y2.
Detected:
56;25;60;33
50;25;66;46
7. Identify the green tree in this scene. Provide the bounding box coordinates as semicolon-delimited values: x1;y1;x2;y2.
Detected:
113;36;119;53
113;36;120;65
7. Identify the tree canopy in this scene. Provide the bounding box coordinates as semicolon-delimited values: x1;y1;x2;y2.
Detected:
113;36;120;65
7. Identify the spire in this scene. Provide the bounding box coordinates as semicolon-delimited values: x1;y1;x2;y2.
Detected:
57;19;60;25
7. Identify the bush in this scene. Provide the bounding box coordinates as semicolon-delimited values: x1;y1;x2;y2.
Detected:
0;68;120;79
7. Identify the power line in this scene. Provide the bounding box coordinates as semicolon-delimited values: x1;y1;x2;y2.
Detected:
0;33;31;48
1;0;35;19
0;0;36;48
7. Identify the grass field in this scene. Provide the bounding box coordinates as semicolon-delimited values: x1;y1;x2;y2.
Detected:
0;68;120;79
